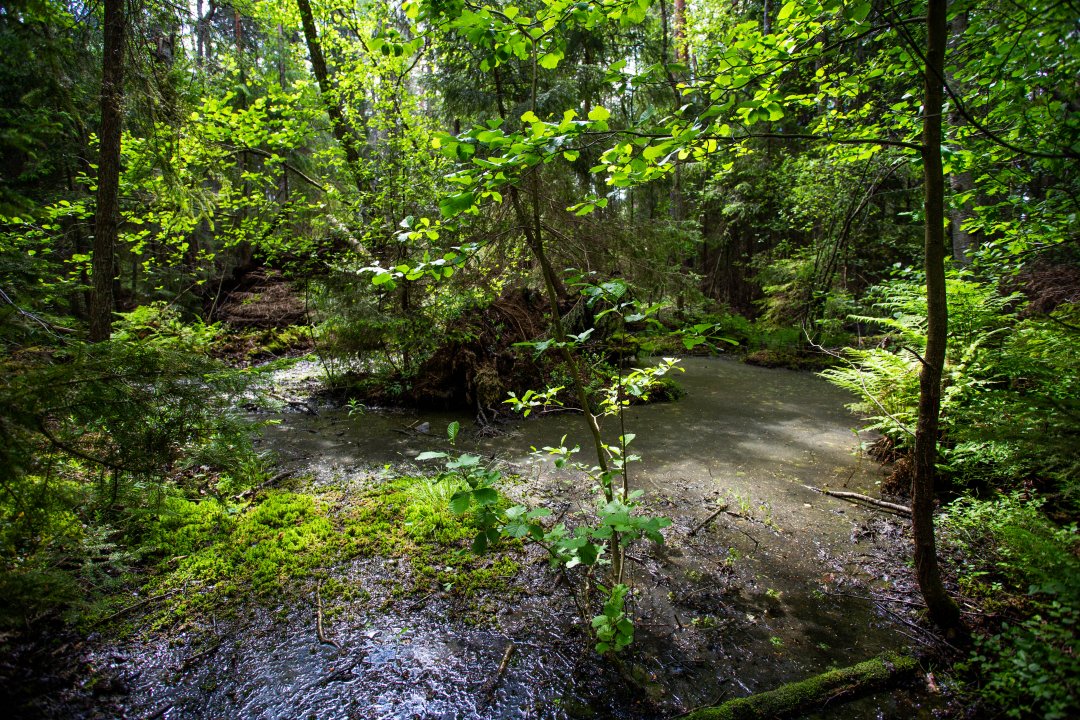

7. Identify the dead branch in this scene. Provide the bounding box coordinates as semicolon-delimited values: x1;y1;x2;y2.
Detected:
806;485;911;516
315;581;341;651
688;502;733;535
234;470;292;500
486;642;515;697
96;590;177;625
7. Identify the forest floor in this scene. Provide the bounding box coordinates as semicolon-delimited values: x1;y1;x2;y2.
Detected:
2;355;960;719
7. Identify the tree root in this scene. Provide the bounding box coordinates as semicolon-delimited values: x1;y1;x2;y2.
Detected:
806;486;912;516
684;652;918;720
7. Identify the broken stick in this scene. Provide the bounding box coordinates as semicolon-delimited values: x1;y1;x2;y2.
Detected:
486;642;515;698
689;502;732;536
807;486;911;516
316;581;341;651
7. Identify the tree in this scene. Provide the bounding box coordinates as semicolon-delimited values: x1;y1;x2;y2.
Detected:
912;0;963;632
89;0;125;342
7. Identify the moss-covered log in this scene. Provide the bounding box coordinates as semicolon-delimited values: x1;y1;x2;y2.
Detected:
685;653;918;720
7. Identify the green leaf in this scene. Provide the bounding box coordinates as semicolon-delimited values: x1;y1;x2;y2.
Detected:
577;542;599;566
588;106;611;122
415;451;448;461
471;531;488;554
520;110;540;123
777;2;795;21
850;1;871;23
538;51;562;70
447;454;482;469
473;487;499;506
438;192;476;218
449;490;472;514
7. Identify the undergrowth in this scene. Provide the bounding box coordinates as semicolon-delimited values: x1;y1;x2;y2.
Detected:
940;493;1080;719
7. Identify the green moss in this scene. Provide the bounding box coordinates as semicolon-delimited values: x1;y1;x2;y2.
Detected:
143;476;521;626
684;653;917;720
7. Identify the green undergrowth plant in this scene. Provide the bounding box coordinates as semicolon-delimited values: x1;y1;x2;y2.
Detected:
111;302;222;352
821;277;1078;500
0;335;263;628
941;493;1080;718
419;280;677;655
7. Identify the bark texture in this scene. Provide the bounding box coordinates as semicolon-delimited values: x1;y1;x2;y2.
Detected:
913;0;963;632
89;0;125;342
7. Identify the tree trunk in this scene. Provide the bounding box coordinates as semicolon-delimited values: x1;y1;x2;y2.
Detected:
89;0;124;342
947;10;977;266
295;0;363;174
913;0;963;633
674;0;687;60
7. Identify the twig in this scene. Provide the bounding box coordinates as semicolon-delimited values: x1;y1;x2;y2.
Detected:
96;590;177;625
144;701;177;720
689;502;732;535
180;640;222;670
234;470;292;500
806;485;911;516
315;581;341;651
486;642;515;697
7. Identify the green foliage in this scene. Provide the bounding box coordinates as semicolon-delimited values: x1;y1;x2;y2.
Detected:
822;279;1077;499
942;494;1080;719
0;337;261;626
967;600;1080;720
149;473;523;624
112;302;222;352
941;494;1079;601
592;583;634;654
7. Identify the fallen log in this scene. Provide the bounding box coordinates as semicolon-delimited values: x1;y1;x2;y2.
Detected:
805;486;912;516
683;652;917;720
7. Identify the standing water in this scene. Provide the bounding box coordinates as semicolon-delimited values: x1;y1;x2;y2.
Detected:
99;357;934;719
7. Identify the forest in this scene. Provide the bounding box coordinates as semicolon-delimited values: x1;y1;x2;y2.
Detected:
0;0;1077;717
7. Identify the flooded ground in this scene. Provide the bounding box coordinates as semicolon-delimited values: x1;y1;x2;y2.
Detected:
84;357;935;718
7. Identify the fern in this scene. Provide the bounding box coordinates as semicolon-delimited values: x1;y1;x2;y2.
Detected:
821;278;1076;502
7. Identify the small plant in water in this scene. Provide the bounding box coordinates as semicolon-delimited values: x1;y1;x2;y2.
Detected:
592;583;634;653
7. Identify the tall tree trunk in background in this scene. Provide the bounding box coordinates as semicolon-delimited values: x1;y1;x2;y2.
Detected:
89;0;124;342
947;10;977;266
913;0;963;633
673;0;686;60
295;0;363;175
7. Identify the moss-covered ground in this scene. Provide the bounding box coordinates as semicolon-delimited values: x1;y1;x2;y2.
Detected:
140;474;522;630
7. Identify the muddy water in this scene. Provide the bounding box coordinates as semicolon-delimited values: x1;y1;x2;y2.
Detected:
109;357;931;719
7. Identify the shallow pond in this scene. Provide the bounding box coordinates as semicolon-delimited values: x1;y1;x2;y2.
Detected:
102;357;934;719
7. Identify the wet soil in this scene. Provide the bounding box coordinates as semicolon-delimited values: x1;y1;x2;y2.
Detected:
62;357;938;719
